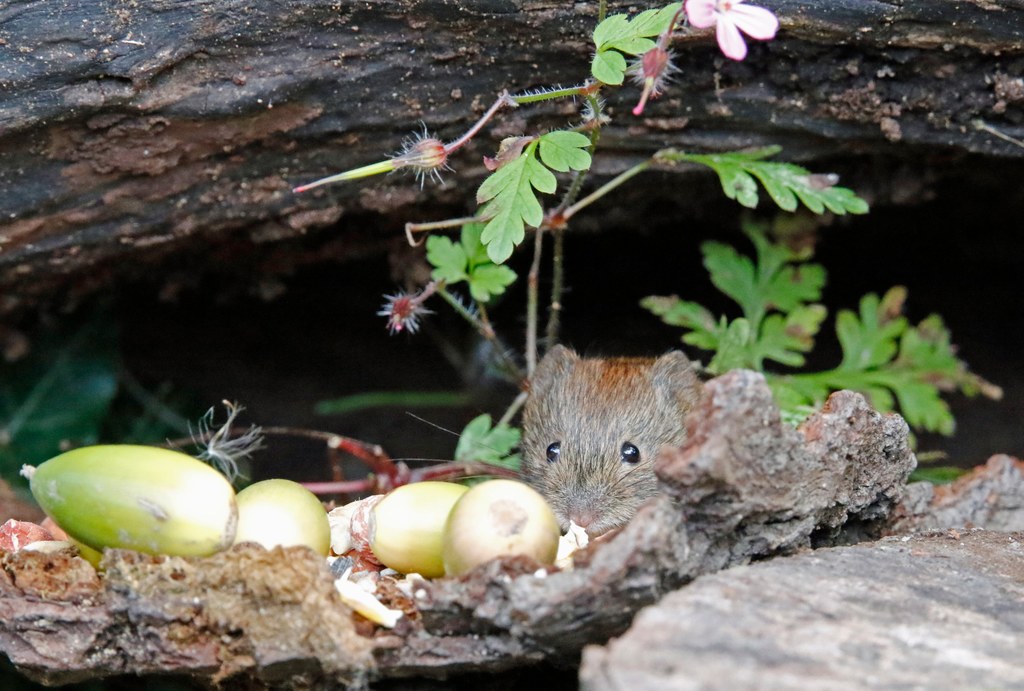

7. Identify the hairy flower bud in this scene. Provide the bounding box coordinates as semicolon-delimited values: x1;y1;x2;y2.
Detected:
393;131;451;186
630;47;677;116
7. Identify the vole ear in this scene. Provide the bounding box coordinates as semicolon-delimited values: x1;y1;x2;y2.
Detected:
530;345;579;396
650;351;702;411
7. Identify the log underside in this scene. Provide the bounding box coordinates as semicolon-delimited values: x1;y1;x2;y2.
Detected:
1;1;1024;317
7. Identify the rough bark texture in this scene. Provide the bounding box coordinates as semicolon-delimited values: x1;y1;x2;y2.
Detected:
579;528;1024;691
1;544;375;688
1;373;1021;687
892;454;1024;533
2;1;1024;315
0;371;920;687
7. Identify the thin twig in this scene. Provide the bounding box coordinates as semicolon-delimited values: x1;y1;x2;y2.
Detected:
445;91;518;154
436;287;525;382
544;227;565;350
497;390;529;428
561;159;653;222
405;215;485;245
526;225;545;376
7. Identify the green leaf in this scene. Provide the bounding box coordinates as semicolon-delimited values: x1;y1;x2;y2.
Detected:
0;313;120;487
701;227;825;331
469;264;517;303
315;390;470;416
591;50;628;85
476;140;559;263
591;3;681;84
702;241;759;315
425;223;518;303
461;222;490;266
708;318;753;374
892;378;954;436
646;223;994;437
836;291;907;371
753;305;827;368
669;147;870;215
592;13;630;49
426;235;469;284
641;295;721;351
909;466;968;484
625;4;682;38
538;131;592;172
454;414;521;470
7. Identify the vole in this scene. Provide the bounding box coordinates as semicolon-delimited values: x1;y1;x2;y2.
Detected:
520;345;703;536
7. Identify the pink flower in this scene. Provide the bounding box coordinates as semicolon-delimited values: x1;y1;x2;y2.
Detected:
685;0;779;61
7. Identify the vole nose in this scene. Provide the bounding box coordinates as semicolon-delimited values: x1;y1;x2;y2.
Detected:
568;510;597;533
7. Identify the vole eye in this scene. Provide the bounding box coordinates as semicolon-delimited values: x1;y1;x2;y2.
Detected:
546;442;561;464
620;442;640;464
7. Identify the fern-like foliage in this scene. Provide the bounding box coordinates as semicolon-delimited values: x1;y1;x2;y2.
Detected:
660;146;870;215
643;225;1000;434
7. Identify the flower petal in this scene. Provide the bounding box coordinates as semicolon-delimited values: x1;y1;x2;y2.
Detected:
729;4;779;40
715;17;748;60
685;0;717;29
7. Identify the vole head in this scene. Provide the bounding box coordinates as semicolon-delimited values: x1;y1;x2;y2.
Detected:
521;345;702;536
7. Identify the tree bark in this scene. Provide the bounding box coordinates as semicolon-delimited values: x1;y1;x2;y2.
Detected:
1;0;1023;314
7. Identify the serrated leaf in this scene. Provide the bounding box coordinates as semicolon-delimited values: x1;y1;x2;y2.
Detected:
426;235;469;284
754;304;827;368
892;378;954;435
593;4;680;50
469;264;517;303
646;225;991;438
673;148;870;215
427;223;518;303
708;318;752;374
477;141;559;263
641;295;721;351
836;293;907;371
454;413;521;470
702;241;758;312
538;131;592;172
626;4;681;38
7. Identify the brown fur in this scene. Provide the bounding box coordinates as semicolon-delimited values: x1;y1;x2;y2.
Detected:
520;345;702;535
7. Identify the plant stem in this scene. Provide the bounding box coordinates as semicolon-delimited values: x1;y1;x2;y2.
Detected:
497;390;529;428
293;159;397;193
562;158;653;221
436;287;525;382
544;228;565;349
437;286;491;339
526;226;545;376
445;91;518;154
554;95;604;214
511;83;593;106
405;215;483;242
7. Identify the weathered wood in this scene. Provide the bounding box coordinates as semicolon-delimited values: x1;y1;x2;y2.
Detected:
1;1;1023;314
580;529;1024;691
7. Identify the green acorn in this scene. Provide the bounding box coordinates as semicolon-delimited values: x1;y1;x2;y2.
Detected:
23;444;238;558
